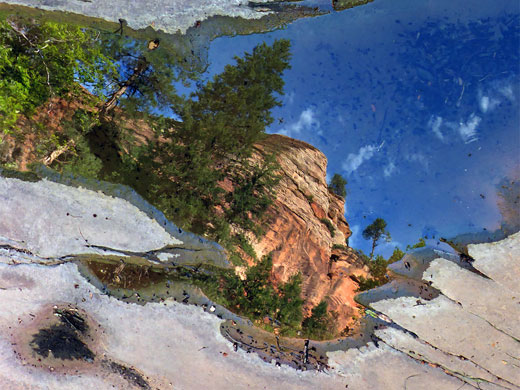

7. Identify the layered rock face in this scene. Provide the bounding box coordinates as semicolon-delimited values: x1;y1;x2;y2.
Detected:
250;134;367;331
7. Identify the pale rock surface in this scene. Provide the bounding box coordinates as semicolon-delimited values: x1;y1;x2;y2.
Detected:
0;172;519;389
0;262;463;390
469;232;520;294
371;295;519;385
0;177;181;258
0;175;227;266
0;0;272;34
423;257;520;340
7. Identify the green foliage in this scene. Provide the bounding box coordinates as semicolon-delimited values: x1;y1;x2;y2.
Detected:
406;237;426;251
0;19;116;131
99;33;187;117
388;247;405;264
225;154;280;236
1;29;302;338
328;173;347;198
132;40;291;239
59;110;103;178
366;255;388;280
276;273;304;330
356;276;382;292
218;255;304;332
186;39;291;160
356;255;389;292
320;218;336;237
302;300;337;340
234;233;257;260
332;244;347;250
362;217;391;259
354;248;371;265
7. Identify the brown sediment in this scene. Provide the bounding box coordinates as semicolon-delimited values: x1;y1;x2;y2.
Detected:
82;257;167;290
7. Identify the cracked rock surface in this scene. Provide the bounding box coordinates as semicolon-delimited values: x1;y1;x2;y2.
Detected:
0;0;273;34
0;173;519;389
0;175;227;266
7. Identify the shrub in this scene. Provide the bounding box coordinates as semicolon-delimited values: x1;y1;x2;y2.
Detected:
406;237;426;251
217;254;304;332
320;218;336;237
328;173;347;198
302;300;338;340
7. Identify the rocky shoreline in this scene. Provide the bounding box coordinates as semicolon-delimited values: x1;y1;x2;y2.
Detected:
1;172;518;389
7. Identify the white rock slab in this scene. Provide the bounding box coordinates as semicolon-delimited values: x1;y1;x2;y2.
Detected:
0;177;182;259
423;257;520;341
327;342;464;390
371;295;520;385
468;231;520;294
374;326;513;389
0;262;379;390
0;0;272;34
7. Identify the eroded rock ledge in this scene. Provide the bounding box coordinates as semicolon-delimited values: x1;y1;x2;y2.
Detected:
0;173;519;389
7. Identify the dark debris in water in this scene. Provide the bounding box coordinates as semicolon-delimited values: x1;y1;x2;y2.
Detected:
221;321;330;371
30;308;94;361
102;359;151;390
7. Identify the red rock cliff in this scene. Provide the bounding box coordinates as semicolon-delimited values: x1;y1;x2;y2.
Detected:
249;134;368;332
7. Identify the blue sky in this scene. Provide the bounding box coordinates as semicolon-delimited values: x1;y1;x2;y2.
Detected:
201;0;520;257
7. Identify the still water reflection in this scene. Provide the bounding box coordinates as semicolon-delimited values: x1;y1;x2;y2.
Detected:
206;0;520;256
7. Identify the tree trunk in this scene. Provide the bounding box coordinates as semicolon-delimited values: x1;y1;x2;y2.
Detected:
99;56;149;120
370;239;376;260
43;139;76;166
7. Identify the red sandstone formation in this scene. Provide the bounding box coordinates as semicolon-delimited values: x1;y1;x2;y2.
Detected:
249;134;368;332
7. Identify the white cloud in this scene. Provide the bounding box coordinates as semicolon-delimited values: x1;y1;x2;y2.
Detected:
457;113;481;144
406;153;429;170
348;224;360;248
478;89;501;113
277;107;319;137
283;91;295;106
383;160;397;178
428;115;444;141
479;95;500;113
342;142;384;175
499;84;514;101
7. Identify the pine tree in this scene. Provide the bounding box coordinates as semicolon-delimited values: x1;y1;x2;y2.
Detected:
362;218;391;259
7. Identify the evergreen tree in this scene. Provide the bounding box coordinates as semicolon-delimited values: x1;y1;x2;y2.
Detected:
328;173;347;198
388;247;405;264
276;273;304;328
302;300;335;339
144;39;291;235
185;39;291;160
362;217;391;259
